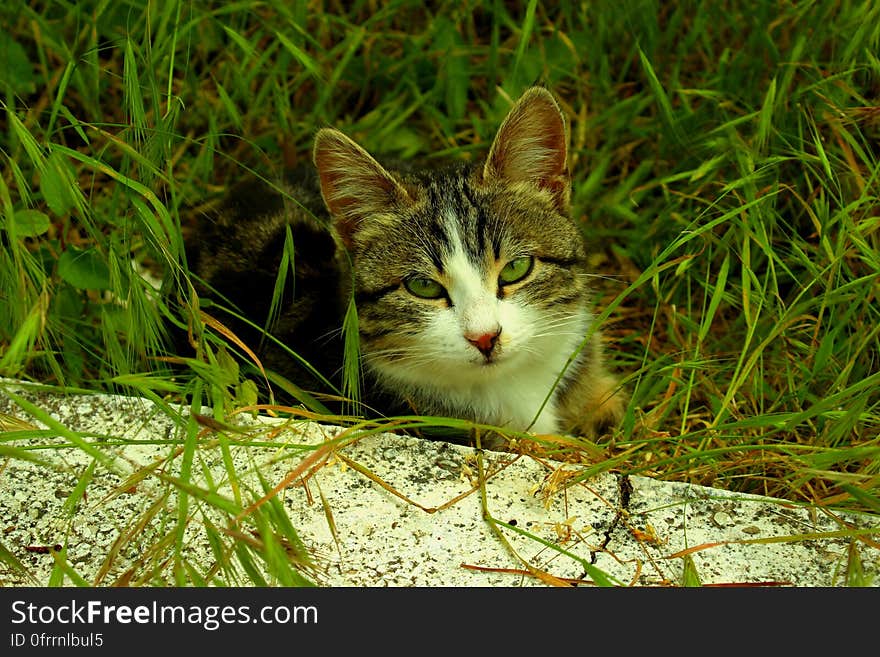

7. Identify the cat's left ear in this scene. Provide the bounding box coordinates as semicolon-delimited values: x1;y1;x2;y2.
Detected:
482;87;570;213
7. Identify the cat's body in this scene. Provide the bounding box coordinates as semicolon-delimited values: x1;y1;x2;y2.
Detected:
187;87;624;438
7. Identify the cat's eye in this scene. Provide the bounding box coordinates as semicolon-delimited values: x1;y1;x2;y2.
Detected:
499;256;534;285
404;276;446;299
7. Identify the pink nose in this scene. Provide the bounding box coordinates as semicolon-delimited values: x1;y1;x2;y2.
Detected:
465;328;501;357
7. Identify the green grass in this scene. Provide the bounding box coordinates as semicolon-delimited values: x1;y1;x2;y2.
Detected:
1;0;879;585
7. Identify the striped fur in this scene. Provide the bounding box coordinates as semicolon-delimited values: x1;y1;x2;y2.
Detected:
191;87;625;438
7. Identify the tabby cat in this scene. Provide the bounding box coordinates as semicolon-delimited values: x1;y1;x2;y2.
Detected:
187;87;625;438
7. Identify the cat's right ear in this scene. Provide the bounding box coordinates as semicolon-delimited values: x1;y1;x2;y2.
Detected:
313;128;412;249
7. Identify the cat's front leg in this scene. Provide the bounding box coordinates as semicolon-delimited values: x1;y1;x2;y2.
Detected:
559;370;626;439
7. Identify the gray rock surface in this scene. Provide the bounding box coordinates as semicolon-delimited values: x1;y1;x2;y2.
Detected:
1;379;877;586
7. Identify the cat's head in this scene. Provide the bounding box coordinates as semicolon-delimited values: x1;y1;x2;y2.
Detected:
312;88;592;393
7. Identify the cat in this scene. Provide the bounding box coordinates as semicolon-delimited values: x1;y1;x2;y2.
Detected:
186;87;625;440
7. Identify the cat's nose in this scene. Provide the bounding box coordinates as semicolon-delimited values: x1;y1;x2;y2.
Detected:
465;327;501;357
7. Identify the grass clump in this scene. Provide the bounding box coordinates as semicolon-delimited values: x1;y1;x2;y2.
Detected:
0;0;878;584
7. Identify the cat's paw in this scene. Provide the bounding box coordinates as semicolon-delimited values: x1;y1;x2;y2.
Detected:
563;372;626;439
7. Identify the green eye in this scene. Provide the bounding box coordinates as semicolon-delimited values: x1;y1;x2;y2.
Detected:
499;256;534;285
404;276;446;299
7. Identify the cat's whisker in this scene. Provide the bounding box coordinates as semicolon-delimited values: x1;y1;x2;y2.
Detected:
582;272;628;284
314;327;345;346
530;331;582;340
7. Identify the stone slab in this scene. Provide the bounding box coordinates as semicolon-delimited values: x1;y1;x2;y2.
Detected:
1;379;877;586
